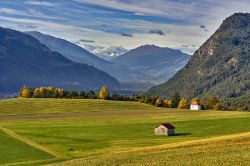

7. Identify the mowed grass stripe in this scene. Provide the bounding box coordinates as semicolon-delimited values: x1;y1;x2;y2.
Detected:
49;132;250;166
0;98;157;115
0;127;64;158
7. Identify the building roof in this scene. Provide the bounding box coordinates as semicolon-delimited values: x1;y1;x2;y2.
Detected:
156;123;175;129
191;100;199;105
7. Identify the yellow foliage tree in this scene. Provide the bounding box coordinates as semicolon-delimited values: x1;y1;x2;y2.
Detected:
47;86;55;93
163;99;172;108
99;86;110;100
33;88;40;98
155;98;162;107
20;87;31;98
178;98;187;109
57;88;64;98
39;87;46;93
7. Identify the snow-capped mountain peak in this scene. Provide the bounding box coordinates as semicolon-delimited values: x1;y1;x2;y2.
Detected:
77;44;128;61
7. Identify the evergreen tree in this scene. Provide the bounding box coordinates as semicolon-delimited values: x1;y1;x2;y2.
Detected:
87;90;96;99
111;91;120;100
79;91;86;99
171;92;181;108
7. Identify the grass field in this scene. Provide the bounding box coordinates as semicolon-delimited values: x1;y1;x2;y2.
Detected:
0;98;249;165
0;129;53;165
51;132;250;166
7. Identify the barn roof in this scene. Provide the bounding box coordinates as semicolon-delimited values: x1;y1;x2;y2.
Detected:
191;100;199;105
156;123;175;129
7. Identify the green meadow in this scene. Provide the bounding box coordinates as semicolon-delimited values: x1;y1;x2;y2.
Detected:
0;98;249;165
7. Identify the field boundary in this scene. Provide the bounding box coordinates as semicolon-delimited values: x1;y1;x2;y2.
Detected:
0;127;64;158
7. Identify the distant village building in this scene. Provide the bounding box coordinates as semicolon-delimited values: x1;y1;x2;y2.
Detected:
190;100;201;110
154;123;175;136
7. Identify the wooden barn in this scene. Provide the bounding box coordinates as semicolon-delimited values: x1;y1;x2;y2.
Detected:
154;123;175;136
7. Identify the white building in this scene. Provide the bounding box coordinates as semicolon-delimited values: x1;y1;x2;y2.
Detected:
190;101;201;110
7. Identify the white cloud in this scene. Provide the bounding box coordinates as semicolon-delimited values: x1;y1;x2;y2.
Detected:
1;0;250;55
24;0;56;7
0;7;61;20
0;8;25;15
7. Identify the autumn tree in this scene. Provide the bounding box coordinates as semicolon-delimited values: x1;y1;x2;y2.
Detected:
162;99;172;108
56;88;65;98
47;86;56;98
99;86;110;100
155;98;162;107
33;88;41;98
178;98;188;109
39;87;47;98
20;86;31;98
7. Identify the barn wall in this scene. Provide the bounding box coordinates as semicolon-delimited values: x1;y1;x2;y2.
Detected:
190;105;201;110
167;129;175;136
154;126;168;135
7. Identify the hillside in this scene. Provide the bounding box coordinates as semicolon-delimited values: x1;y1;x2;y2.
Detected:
25;31;152;83
0;98;250;165
147;13;250;109
112;45;190;82
0;27;119;94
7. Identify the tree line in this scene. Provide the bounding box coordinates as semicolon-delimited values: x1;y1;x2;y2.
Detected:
19;86;229;111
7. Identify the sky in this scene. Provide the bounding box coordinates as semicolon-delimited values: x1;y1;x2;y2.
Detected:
0;0;250;54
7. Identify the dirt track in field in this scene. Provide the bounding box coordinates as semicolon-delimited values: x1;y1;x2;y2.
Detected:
0;127;64;158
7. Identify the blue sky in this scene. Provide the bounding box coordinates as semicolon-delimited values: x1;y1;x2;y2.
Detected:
0;0;250;54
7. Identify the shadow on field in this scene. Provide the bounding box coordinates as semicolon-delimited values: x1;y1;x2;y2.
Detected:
173;133;192;136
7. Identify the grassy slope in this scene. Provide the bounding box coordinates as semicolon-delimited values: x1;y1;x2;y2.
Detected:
0;98;157;115
0;131;53;165
51;133;250;166
0;98;249;165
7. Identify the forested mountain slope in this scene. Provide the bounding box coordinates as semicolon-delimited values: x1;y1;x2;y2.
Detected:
0;27;119;94
147;13;250;109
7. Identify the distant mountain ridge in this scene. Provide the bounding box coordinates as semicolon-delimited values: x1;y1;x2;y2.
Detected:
147;13;250;109
0;27;119;94
26;31;152;83
112;45;190;83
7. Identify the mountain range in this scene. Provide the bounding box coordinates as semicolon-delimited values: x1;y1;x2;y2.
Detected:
147;13;250;109
0;27;119;94
26;31;152;83
27;31;190;85
112;45;190;83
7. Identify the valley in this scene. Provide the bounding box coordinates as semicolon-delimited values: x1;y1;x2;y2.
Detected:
0;1;250;165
